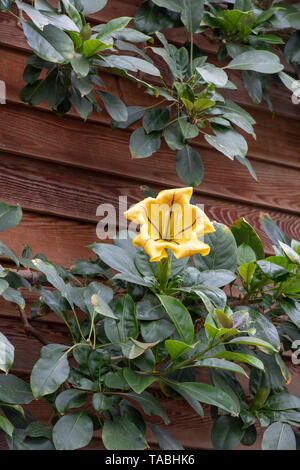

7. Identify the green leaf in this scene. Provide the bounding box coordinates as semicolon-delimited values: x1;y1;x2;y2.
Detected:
280;300;300;330
279;241;300;265
22;22;75;63
260;213;291;246
129;128;161;159
212;416;243;450
31;259;73;306
157;295;194;344
102;54;160;76
239;261;256;285
0;1;13;12
95;16;132;38
102;414;147;450
151;0;182;12
30;344;70;398
214;351;264;370
196;64;228;87
226;50;283;73
237;243;256;265
91;293;118;319
83;39;111;57
55;390;87;414
111;106;146;130
0;332;14;373
96;91;127;122
148;423;184;450
0;203;22;232
228;336;277;353
89;243;146;284
175;382;240;416
134;1;180;35
257;260;289;281
92;393;114;412
0;241;19;267
0;374;34;404
193;269;236;288
24;421;52;440
231;217;264;259
205;125;248;160
165;339;194;361
52;411;93;450
6;428;54;450
125;391;169;424
181;0;204;33
141;319;175;343
194;222;237;272
164;121;186;151
262;422;296;450
136;295;166;321
265;392;300;411
143;107;170;134
176;145;204;187
128;338;159;360
123;368;155;394
0;415;13;437
114;294;139;342
81;0;108;15
17;2;80;32
70;54;89;77
195;358;248;377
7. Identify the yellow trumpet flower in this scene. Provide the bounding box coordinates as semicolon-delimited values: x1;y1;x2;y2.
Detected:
124;187;215;262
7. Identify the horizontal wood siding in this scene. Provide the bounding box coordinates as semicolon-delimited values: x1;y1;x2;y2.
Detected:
0;0;300;450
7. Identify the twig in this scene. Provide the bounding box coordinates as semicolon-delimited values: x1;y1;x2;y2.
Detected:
228;298;261;307
17;305;49;345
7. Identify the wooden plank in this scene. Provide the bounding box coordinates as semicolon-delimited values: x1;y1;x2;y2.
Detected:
0;211;98;267
0;103;300;215
0;152;300;253
0;13;298;120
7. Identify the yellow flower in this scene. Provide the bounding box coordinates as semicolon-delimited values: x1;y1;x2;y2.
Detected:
124;187;215;262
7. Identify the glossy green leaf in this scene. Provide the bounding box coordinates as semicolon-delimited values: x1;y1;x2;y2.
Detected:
141;319;175;343
165;339;194;361
262;422;296;450
214;351;264;370
175;382;240;416
0;374;34;404
52;411;93;450
228;336;277;353
125;391;170;424
123;368;155;394
176;145;204;187
143;107;170;134
0;415;13;437
22;22;75;63
82;0;108;15
91;293;118;319
181;0;204;33
102;414;147;450
95;16;132;38
129;128;161;159
205;125;248;160
30;344;70;398
212;416;244;450
231;217;264;259
148;423;184;450
157;295;194;344
0;0;13;11
96;91;127;122
55;389;87;414
227;50;283;73
0;332;14;373
194;222;237;272
0;202;22;232
196;64;228;87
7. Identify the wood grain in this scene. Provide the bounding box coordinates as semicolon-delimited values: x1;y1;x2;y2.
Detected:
0;103;300;215
0;152;299;254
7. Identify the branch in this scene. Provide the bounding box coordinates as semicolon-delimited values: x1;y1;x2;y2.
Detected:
228;298;261;307
17;305;49;345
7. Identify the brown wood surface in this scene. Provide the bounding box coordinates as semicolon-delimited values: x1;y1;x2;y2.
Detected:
0;0;300;451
